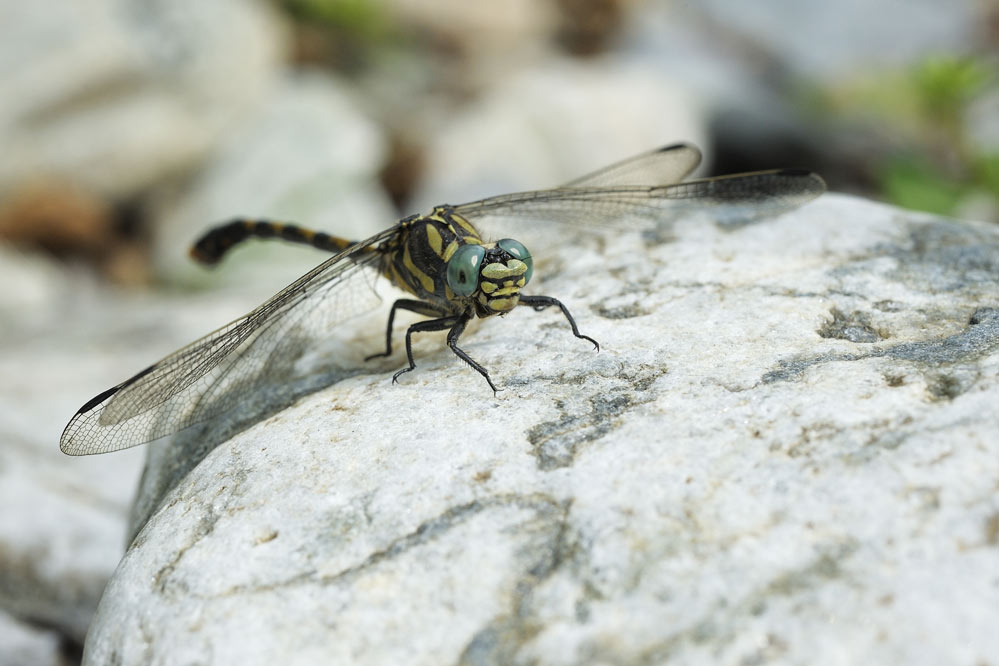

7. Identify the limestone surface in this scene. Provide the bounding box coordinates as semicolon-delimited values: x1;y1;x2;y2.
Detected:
83;195;999;665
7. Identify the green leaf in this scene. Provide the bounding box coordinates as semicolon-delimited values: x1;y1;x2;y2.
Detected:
879;159;966;216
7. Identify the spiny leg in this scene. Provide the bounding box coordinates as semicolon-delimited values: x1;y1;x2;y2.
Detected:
517;295;599;350
189;218;357;265
445;312;499;394
365;299;452;361
392;311;499;393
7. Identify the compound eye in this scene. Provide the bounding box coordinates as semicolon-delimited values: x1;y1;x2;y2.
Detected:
497;238;533;284
446;244;485;297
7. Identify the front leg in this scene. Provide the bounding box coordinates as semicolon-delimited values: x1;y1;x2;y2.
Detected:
392;310;499;393
518;295;599;351
445;312;499;394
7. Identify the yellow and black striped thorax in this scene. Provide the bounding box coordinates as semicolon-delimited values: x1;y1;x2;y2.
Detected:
378;206;534;316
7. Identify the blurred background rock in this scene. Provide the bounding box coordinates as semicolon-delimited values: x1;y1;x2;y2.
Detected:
0;0;995;663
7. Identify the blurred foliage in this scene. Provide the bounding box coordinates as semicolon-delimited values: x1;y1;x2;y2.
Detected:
914;56;990;131
807;54;997;219
278;0;397;71
879;159;967;216
281;0;388;39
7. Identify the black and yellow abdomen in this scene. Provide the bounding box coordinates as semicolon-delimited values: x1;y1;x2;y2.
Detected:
189;219;356;265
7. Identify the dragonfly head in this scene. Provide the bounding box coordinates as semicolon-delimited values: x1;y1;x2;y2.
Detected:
446;238;534;314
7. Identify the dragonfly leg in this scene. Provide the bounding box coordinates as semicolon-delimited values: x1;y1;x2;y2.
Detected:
189;219;356;265
517;295;599;351
391;310;498;393
446;312;499;394
366;299;451;361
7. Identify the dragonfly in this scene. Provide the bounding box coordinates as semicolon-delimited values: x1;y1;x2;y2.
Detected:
60;143;825;455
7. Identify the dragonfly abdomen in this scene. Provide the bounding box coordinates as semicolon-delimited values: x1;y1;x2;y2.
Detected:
190;219;356;265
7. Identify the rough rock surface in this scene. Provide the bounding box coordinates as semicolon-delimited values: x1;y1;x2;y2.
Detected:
84;194;998;665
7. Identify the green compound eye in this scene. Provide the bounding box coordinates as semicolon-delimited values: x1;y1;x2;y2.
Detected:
446;244;486;296
497;238;533;284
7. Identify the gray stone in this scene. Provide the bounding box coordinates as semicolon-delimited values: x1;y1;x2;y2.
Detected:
82;194;998;664
0;65;394;635
0;247;138;643
381;0;556;62
0;0;286;199
630;0;977;82
0;611;62;666
409;59;706;213
0;245;265;644
152;70;394;291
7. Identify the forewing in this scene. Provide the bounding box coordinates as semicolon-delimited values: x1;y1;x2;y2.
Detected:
454;168;827;233
560;143;702;188
60;227;397;455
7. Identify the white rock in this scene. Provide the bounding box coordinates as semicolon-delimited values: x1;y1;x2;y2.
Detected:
153;70;395;293
0;71;393;633
628;0;976;86
0;248;134;642
81;194;999;665
0;611;62;666
383;0;556;62
409;60;706;212
0;0;286;199
0;245;266;643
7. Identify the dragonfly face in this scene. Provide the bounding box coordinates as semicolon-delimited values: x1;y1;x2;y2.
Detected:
447;239;534;315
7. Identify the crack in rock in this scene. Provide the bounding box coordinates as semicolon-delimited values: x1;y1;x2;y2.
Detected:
457;505;574;666
204;493;566;599
886;220;999;292
763;307;999;393
527;393;632;471
630;540;860;666
817;307;883;343
526;365;666;470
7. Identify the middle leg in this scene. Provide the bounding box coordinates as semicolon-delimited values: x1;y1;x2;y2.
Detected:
365;299;452;361
391;310;499;393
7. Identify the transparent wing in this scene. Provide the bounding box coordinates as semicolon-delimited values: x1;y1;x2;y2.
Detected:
62;145;826;454
60;226;398;455
453;168;827;231
560;142;702;188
